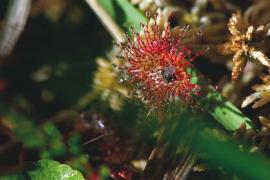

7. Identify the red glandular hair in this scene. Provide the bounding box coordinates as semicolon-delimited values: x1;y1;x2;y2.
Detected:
119;15;201;108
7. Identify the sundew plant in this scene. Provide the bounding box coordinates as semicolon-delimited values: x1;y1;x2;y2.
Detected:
1;0;270;180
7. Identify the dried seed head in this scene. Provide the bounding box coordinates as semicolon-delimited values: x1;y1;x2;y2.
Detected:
118;13;202;109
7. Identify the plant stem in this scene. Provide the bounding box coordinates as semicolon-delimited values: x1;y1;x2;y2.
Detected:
0;0;32;57
85;0;126;43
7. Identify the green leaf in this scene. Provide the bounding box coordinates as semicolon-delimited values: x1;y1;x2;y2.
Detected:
67;154;89;176
40;123;66;159
98;166;110;180
39;123;66;159
99;0;115;19
189;68;253;131
0;104;68;159
67;133;82;155
100;0;146;32
25;160;84;180
200;92;253;131
161;109;270;180
0;104;46;148
193;127;270;180
0;160;84;180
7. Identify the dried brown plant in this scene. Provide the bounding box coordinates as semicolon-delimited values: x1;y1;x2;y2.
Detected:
242;73;270;108
219;12;270;80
